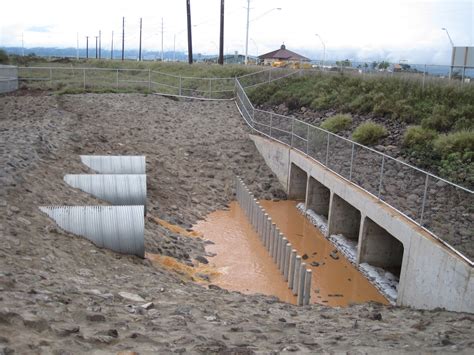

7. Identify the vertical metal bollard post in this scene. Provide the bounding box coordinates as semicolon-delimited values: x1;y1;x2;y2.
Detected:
297;263;307;306
280;237;288;273
303;269;312;305
269;224;276;253
284;243;292;281
264;217;271;247
273;228;280;260
288;250;297;288
292;256;301;295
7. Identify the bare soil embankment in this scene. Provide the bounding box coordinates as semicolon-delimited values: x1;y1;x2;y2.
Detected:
0;91;473;354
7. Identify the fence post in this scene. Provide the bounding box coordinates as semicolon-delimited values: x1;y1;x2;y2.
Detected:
306;124;310;156
377;155;385;199
325;133;330;166
290;118;295;148
116;69;119;88
49;68;52;84
419;174;429;226
269;112;273;138
349;143;355;181
209;78;212;99
179;76;182;96
148;69;151;91
83;68;86;90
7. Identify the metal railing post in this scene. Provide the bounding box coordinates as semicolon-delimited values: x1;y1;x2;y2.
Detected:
290;118;295;148
306;124;310;155
269;112;273;138
349;143;355;181
325;133;330;166
419;174;429;226
378;155;385;199
148;69;151;91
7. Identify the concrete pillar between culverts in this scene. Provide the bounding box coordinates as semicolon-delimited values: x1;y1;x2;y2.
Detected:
327;193;361;241
357;216;404;276
288;163;307;200
307;176;331;218
288;250;297;288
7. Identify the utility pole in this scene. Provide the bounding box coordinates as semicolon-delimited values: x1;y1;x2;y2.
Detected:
99;30;101;59
186;0;193;64
139;18;142;61
86;36;89;59
244;0;250;65
161;17;164;61
122;17;125;61
111;31;114;60
95;36;98;59
218;0;224;65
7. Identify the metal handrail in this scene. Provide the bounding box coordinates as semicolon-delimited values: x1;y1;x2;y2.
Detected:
234;77;473;266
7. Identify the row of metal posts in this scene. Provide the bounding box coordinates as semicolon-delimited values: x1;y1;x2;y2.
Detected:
234;176;312;306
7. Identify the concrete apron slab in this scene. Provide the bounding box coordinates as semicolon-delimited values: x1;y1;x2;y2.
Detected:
250;133;473;313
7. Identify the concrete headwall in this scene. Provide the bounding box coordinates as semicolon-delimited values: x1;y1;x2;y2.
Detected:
0;65;18;93
250;134;474;313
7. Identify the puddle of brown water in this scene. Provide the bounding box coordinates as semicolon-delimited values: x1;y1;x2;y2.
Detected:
193;201;297;304
260;200;389;307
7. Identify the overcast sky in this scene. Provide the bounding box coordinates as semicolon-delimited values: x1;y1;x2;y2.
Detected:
1;0;472;64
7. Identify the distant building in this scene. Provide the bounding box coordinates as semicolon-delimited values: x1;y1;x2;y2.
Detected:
204;53;257;65
258;44;310;66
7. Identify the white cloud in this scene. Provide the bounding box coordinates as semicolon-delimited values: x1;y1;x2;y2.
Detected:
0;0;472;64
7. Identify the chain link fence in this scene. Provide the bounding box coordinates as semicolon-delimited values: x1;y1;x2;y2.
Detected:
17;66;236;99
0;65;18;93
235;77;473;264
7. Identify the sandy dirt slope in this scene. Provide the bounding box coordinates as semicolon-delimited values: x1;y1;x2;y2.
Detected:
0;92;472;354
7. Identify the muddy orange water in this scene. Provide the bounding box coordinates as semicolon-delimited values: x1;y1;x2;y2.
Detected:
193;200;388;306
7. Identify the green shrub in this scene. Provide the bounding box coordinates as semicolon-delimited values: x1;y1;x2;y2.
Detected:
433;130;474;156
421;105;455;132
320;114;352;133
403;126;438;149
352;121;388;145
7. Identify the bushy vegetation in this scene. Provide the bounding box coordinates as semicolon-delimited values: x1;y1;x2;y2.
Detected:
248;73;474;127
352;122;387;145
248;73;474;186
320;114;352;133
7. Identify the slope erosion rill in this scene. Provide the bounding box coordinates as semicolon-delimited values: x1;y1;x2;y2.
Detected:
1;92;473;353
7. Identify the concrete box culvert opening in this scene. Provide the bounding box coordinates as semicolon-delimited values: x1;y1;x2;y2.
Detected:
307;176;331;218
288;163;307;200
359;217;404;278
328;194;361;241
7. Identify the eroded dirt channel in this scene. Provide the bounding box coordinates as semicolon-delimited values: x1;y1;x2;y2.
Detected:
194;200;388;306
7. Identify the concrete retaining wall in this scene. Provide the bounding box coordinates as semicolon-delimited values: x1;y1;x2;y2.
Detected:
251;134;473;313
0;65;18;93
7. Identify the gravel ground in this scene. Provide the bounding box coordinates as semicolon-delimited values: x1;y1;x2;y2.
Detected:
0;91;473;354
